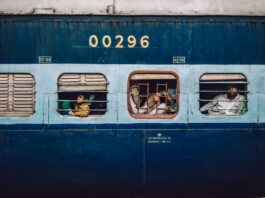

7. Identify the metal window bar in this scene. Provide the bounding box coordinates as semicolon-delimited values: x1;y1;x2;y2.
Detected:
57;109;107;112
57;100;108;103
156;83;168;115
57;90;108;93
137;83;149;114
199;99;248;102
199;90;249;93
57;95;107;115
199;108;247;111
57;98;107;114
199;81;248;84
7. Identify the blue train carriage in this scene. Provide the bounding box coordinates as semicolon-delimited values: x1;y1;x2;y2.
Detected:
0;0;265;197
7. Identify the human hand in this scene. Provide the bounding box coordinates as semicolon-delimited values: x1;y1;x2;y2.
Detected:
154;93;161;103
68;111;75;116
165;93;173;104
168;107;175;113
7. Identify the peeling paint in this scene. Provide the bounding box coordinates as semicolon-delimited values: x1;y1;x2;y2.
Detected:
0;0;264;16
106;0;116;15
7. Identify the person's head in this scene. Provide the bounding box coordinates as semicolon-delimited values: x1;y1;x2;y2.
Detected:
227;85;238;98
166;92;174;104
130;85;138;95
77;94;85;104
130;84;139;104
161;91;174;104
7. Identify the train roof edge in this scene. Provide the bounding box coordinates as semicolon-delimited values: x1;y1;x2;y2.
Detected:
0;0;264;16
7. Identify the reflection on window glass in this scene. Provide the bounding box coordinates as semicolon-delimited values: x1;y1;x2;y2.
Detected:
58;74;108;117
128;72;178;118
199;74;248;116
0;74;35;117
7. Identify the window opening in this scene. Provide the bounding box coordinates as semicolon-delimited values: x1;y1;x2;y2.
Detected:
57;74;108;117
199;73;248;116
128;72;179;119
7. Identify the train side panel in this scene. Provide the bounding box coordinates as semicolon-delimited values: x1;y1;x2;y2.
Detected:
0;16;265;196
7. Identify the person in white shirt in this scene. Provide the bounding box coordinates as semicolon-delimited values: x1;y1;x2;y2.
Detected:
200;85;246;115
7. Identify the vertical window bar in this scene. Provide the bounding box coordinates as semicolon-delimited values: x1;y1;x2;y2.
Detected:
8;74;13;111
156;83;168;114
138;83;149;114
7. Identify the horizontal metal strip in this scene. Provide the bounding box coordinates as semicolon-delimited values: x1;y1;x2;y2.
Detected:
199;90;248;93
57;109;107;112
199;99;248;102
57;100;107;103
200;109;248;111
199;81;248;84
57;90;107;93
0;123;260;131
58;83;109;85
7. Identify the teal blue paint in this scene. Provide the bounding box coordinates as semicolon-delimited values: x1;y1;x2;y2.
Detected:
0;128;265;196
0;16;264;64
0;16;265;197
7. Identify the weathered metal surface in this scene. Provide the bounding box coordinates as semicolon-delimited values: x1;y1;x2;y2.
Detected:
0;15;265;197
0;127;265;196
0;0;264;16
0;16;264;65
0;129;144;196
0;62;264;196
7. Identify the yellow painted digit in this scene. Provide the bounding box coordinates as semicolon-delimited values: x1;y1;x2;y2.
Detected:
89;35;98;48
127;35;136;48
140;35;149;48
115;35;124;48
102;35;112;48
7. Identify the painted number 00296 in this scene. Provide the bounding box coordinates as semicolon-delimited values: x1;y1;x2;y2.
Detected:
89;35;149;48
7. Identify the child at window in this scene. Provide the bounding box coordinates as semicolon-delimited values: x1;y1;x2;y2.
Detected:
69;94;90;117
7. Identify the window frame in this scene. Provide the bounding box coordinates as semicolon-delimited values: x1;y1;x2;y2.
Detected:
198;73;248;117
0;73;36;117
57;73;109;117
127;70;180;119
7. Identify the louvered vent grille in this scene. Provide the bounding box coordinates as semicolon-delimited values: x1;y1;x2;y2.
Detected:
59;74;107;91
0;74;35;116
